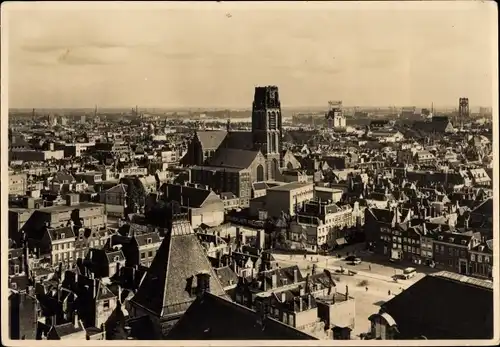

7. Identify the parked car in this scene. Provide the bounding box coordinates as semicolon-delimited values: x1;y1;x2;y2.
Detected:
402;267;416;279
345;255;357;262
351;257;362;265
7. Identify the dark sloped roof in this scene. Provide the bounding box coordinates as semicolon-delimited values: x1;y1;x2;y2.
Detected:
53;322;84;338
161;183;212;208
166;292;317;340
207;148;261;169
129;220;227;318
381;273;493;339
48;226;75;242
214;266;239;288
223;131;254;150
135;232;161;246
196;131;228;150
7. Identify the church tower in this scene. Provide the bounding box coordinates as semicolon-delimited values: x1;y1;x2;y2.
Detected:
251;85;283;180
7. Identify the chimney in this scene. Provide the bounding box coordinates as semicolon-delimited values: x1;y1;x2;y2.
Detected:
332;291;336;305
307;294;312;309
281;292;286;303
195;272;211;297
299;285;305;296
93;279;99;299
345;285;349;300
299;297;303;312
293;269;298;283
271;273;277;289
73;312;79;329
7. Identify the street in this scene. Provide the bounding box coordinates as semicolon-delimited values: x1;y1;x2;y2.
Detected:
272;246;437;337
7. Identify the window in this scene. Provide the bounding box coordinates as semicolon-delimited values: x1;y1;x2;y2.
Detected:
60;233;65;239
147;238;152;244
53;245;58;251
114;256;119;262
471;254;476;261
148;251;153;258
14;265;20;274
485;256;490;263
478;255;483;263
141;252;145;259
103;300;110;310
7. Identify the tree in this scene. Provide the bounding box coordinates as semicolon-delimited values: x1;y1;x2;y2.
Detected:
122;176;147;213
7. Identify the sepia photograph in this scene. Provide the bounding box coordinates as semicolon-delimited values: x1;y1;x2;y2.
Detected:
1;1;498;345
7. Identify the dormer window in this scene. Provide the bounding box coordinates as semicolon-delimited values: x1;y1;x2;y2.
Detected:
438;236;443;240
449;238;454;243
60;233;65;239
147;238;152;244
114;256;120;262
461;240;467;245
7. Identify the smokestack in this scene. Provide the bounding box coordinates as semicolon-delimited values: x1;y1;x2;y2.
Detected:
73;312;79;329
271;273;277;289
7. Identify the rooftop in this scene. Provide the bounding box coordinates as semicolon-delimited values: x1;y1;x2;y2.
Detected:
267;182;313;192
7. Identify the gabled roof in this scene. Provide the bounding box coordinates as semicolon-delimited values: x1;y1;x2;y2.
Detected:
129;219;227;318
51;322;84;338
380;272;493;339
207;148;262;169
47;226;75;242
165;292;316;340
135;232;161;247
214;266;239;288
105;250;126;264
105;183;128;194
195;131;227;150
160;183;214;208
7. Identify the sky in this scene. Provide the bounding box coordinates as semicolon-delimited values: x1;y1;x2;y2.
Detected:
3;1;497;109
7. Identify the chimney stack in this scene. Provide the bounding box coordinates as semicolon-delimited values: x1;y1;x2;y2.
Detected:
345;285;349;300
281;292;286;303
307;294;312;309
293;269;298;283
271;273;277;289
195;272;211;298
73;312;79;329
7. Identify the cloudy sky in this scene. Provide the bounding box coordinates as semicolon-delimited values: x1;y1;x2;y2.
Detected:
4;1;497;109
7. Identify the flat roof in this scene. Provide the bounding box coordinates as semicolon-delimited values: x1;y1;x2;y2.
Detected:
267;182;313;192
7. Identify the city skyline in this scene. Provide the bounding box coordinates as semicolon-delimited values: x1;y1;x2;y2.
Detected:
4;2;497;109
